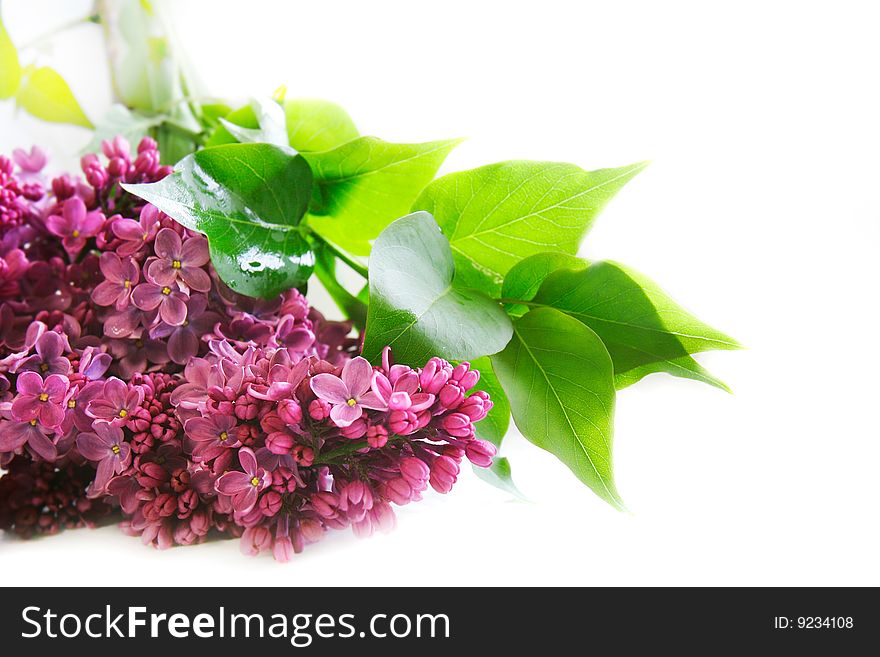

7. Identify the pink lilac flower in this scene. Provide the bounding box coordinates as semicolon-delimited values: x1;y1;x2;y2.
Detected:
131;280;188;325
149;294;219;364
111;204;162;256
13;146;47;174
11;371;68;427
147;228;211;293
45;197;105;256
92;252;139;310
85;377;144;425
14;330;71;376
215;447;271;515
310;356;387;427
76;422;132;490
0;419;57;461
185;413;241;461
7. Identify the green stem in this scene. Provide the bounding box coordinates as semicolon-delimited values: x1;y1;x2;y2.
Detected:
316;436;405;464
314;236;369;279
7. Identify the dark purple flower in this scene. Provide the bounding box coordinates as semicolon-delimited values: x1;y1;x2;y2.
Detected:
45;197;104;255
310;356;386;427
147;228;211;293
215;447;270;515
14;330;70;376
85;377;144;425
131;281;188;326
92;252;139;310
11;372;68;427
149;294;219;364
110;204;161;257
76;422;131;490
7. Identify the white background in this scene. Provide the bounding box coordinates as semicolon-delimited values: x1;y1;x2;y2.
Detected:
1;0;878;586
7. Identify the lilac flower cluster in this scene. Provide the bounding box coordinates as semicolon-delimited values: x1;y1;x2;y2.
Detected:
0;138;496;560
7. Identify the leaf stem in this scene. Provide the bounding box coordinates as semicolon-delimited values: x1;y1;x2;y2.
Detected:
315;436;404;463
314;236;369;279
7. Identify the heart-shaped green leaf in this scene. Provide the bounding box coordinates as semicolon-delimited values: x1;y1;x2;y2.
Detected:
414;160;647;295
530;262;740;390
304;138;461;256
362;212;512;365
0;16;21;99
122;143;315;298
491;307;622;509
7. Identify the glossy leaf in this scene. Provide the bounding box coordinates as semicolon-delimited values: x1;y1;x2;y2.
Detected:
531;262;740;390
284;98;358;151
362;212;512;365
0;16;20;99
414;160;647;295
491;307;623;509
219;98;288;147
16;66;92;128
501;252;589;317
304;138;461;256
122;144;315;298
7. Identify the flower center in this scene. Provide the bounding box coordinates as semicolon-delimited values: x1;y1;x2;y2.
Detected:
123;279;131;289
118;409;128;418
346;398;357;407
219;431;228;442
71;229;80;238
172;259;182;269
29;419;37;426
39;363;48;373
135;339;144;348
161;286;172;296
111;445;121;455
67;399;76;409
38;392;49;402
250;476;260;487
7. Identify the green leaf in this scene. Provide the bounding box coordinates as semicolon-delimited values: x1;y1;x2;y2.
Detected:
362;212;512;366
414;160;647;295
219;98;288;147
314;246;367;331
530;262;740;390
468;356;510;447
16;66;92;128
122;143;315;298
284;98;358;152
468;356;522;497
491;307;623;509
501;252;589;317
83;104;164;155
473;458;525;500
304;138;461;256
0;15;21;99
204;104;257;147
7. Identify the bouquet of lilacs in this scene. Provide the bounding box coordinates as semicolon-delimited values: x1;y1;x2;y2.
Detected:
0;139;496;560
0;1;738;562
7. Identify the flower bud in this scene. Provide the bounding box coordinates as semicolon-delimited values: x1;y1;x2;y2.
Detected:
399;456;430;488
441;412;474;438
277;398;303;426
465;439;496;467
